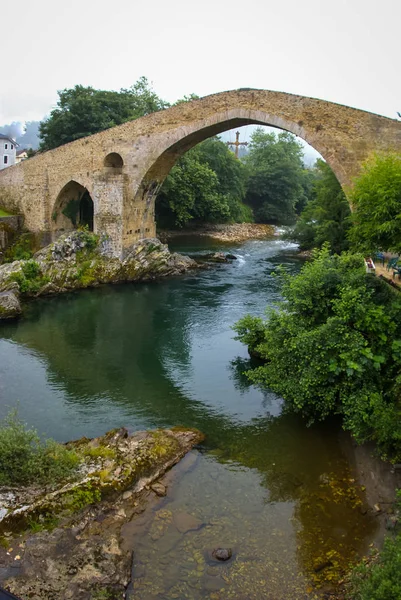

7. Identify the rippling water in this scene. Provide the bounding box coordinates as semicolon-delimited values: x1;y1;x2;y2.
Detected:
0;236;378;598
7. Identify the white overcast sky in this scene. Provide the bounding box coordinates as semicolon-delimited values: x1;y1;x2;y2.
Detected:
2;0;400;124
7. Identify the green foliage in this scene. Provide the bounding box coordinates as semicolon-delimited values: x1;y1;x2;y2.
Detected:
77;227;99;251
0;411;80;486
39;77;169;151
80;445;116;460
62;484;101;512
243;128;308;225
3;233;35;262
10;259;49;294
0;208;12;217
288;159;351;253
348;534;401;599
27;514;59;533
173;93;200;105
232;314;266;350
91;587;117;600
349;152;401;254
234;247;401;459
156;137;250;228
62;198;80;226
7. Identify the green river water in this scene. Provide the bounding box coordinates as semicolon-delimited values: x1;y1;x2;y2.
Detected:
0;237;380;599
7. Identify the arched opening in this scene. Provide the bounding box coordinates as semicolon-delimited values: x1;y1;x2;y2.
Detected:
104;152;123;168
138;122;329;238
79;191;94;231
122;101;361;248
52;181;94;233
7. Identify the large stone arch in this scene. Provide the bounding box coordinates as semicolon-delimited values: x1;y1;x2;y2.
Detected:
128;107;353;241
0;88;400;256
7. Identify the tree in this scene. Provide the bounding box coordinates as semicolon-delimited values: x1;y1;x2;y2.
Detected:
288;159;351;253
39;77;169;151
156;137;251;228
349;152;401;254
234;247;401;459
243;128;308;225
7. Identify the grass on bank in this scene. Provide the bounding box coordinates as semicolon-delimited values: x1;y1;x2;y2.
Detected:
0;411;80;486
347;494;401;600
0;208;12;217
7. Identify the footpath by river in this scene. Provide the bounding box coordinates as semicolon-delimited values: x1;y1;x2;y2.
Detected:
0;234;398;599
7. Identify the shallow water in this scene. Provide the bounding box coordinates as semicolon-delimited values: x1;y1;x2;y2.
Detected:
0;237;378;597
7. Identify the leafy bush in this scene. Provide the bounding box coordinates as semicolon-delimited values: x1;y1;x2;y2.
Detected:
349;152;401;254
10;260;49;294
3;233;35;263
287;159;351;253
0;411;80;486
347;534;401;599
156;137;250;228
233;246;401;459
243;129;309;226
76;227;99;252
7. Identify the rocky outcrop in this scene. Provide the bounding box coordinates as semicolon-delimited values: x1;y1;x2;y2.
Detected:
0;427;204;600
0;231;197;320
0;287;21;319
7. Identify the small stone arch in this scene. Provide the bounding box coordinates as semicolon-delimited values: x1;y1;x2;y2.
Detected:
52;180;94;234
104;152;124;168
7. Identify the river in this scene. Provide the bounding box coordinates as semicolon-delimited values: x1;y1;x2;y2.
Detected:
0;236;381;598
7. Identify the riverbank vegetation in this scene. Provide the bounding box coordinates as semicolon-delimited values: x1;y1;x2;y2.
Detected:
349;152;401;255
156;137;251;228
347;527;401;600
234;151;401;597
0;411;79;486
234;246;401;460
157;128;315;229
286;159;351;253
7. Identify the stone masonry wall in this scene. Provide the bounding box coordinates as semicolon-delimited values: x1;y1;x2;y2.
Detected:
0;89;400;256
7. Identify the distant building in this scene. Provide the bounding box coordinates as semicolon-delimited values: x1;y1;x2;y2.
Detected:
0;134;17;170
16;148;29;164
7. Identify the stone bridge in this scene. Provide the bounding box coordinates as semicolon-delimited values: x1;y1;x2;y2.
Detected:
0;89;400;257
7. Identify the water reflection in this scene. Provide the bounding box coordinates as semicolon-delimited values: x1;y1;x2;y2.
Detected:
0;238;378;595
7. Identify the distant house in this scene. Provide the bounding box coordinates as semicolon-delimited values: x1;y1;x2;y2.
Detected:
0;134;17;170
16;148;29;164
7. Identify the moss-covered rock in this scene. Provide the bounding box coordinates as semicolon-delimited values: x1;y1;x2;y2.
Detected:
0;426;204;600
0;232;198;320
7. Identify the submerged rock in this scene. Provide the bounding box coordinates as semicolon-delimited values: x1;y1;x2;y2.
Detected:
151;482;167;497
202;252;237;263
212;547;233;562
0;232;198;320
173;511;204;533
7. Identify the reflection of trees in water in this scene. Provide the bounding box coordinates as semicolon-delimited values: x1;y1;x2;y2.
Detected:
228;356;283;414
0;285;378;585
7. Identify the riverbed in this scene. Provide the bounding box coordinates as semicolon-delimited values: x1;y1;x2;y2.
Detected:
0;236;388;598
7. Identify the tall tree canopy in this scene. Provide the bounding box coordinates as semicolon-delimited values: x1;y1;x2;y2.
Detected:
156;137;251;228
39;77;169;151
349;152;401;254
288;159;351;254
243;128;309;225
